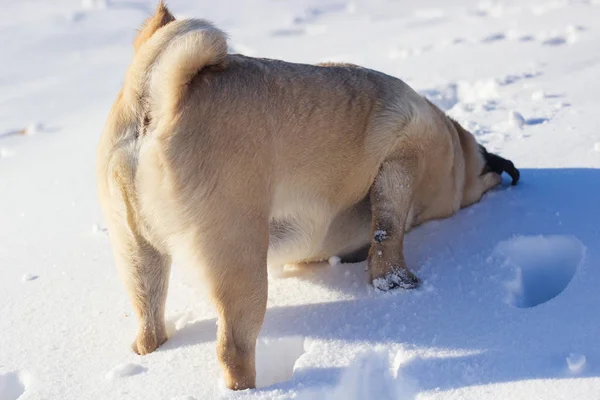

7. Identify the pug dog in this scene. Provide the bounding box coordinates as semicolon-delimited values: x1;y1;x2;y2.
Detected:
97;2;519;390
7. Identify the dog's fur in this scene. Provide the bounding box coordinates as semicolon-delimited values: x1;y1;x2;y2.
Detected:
97;2;519;390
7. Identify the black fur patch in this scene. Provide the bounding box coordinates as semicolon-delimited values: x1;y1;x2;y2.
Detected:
479;145;520;185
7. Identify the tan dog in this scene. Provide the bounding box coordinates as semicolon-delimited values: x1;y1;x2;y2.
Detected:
97;2;519;390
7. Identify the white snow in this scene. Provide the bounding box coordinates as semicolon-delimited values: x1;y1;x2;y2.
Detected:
0;147;15;159
566;353;587;374
508;110;526;129
254;337;306;388
328;256;342;266
105;363;147;380
531;90;546;101
23;123;43;136
91;223;106;235
2;0;600;399
21;273;39;282
373;229;388;242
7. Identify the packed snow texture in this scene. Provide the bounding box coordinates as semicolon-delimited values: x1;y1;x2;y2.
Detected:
1;0;600;399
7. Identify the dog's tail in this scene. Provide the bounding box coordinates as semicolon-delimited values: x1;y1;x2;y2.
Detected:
123;2;228;123
97;3;227;244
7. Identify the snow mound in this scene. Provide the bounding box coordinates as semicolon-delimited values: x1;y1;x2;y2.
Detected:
105;363;146;380
21;273;38;282
508;110;526;129
330;352;407;400
255;336;306;388
566;353;586;374
298;351;418;400
493;235;585;308
328;256;341;266
23;123;43;136
0;371;26;400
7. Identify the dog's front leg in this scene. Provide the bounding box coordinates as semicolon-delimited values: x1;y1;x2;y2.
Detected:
367;150;421;291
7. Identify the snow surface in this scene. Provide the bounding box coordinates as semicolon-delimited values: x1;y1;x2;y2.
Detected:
1;0;600;399
105;363;147;381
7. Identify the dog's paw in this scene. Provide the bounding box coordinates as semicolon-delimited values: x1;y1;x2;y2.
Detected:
131;329;168;355
372;269;420;291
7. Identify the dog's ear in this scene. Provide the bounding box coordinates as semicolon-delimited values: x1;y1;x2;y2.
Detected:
479;145;520;185
133;1;175;52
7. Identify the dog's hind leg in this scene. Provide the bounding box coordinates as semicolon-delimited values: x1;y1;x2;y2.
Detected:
107;219;172;355
367;146;421;291
100;150;172;355
185;205;269;390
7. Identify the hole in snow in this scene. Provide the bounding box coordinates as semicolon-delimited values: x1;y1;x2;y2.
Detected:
255;336;305;388
0;371;26;400
493;235;585;308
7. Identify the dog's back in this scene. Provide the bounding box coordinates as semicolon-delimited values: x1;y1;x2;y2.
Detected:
97;3;431;264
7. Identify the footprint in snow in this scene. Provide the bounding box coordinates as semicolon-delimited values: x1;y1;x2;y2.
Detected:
0;371;28;400
492;235;585;308
1;123;44;140
91;223;108;236
497;71;542;86
508;111;549;129
255;337;306;388
292;3;352;25
540;26;584;46
482;33;506;43
468;1;506;18
542;36;568;46
531;91;564;101
21;274;39;282
270;27;306;37
518;34;536;42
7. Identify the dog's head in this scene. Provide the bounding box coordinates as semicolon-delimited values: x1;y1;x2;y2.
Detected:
479;145;520;185
450;118;520;187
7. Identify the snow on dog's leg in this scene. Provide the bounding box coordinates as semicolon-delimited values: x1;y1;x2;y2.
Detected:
368;148;421;291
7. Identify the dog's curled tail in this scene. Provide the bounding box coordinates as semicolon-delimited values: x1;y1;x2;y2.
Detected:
123;2;228;122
